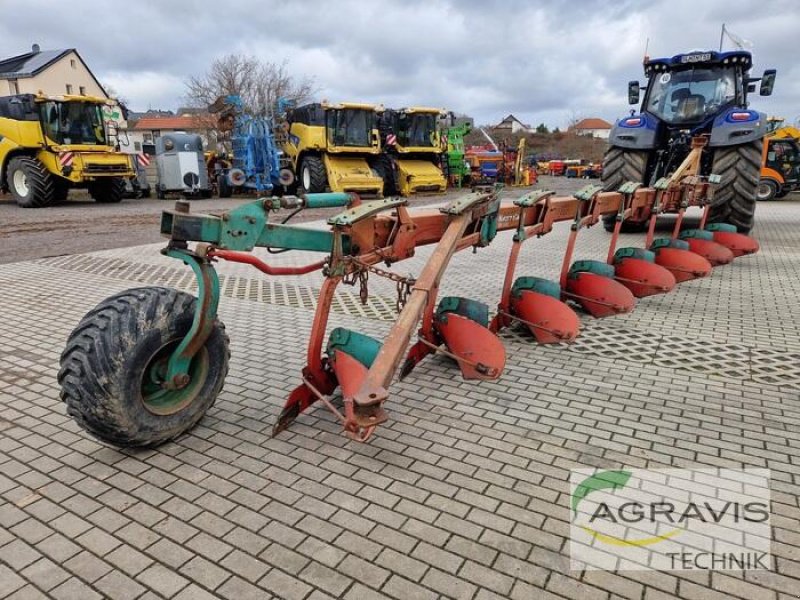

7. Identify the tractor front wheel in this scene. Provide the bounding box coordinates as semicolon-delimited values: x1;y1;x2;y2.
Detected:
300;156;328;194
7;156;56;208
89;177;125;203
600;147;649;232
755;178;778;202
708;140;762;233
58;287;230;448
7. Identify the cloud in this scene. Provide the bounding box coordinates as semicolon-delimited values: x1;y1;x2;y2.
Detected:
0;0;796;127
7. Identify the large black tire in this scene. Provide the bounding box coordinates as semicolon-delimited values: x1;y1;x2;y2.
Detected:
58;287;230;448
7;156;56;208
89;177;125;203
217;173;232;198
300;156;328;194
600;147;649;232
372;154;397;196
708;141;761;233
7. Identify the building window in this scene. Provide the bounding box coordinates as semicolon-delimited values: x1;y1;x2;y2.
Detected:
70;59;76;68
143;133;153;143
66;84;73;94
9;80;18;94
79;86;86;95
134;142;142;151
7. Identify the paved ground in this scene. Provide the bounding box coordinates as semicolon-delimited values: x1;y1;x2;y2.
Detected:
1;184;799;600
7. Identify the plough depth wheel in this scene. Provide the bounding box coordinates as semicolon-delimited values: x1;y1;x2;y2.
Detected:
58;287;230;447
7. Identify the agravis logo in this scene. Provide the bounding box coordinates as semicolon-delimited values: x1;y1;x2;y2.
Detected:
569;468;771;570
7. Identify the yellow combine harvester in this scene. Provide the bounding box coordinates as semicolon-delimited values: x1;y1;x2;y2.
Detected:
280;101;385;196
377;107;447;196
0;93;134;207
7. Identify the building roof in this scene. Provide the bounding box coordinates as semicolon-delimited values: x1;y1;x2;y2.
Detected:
0;48;72;78
498;114;531;127
0;46;109;98
133;115;211;131
574;118;612;130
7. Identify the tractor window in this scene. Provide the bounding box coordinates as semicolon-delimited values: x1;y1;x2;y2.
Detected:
398;114;437;147
645;66;740;124
39;101;106;145
326;109;374;147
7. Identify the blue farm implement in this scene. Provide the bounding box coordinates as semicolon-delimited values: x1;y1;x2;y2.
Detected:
59;136;760;447
209;95;284;195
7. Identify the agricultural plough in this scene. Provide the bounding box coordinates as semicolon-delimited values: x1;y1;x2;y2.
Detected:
58;137;759;447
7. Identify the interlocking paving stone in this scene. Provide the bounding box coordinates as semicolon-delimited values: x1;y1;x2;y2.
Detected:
1;193;800;599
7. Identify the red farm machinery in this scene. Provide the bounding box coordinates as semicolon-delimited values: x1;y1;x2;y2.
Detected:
59;134;759;447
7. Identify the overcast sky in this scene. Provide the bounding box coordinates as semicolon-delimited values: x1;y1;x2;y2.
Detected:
2;0;798;128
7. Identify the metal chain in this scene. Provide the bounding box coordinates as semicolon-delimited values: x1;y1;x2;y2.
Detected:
343;256;416;312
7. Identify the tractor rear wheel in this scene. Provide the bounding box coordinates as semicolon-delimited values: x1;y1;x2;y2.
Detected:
372;155;397;196
58;287;230;448
300;156;328;194
708;140;761;233
89;177;125;203
600;147;648;232
7;156;56;208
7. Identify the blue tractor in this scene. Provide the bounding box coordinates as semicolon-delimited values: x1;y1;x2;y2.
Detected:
209;95;289;196
602;50;776;233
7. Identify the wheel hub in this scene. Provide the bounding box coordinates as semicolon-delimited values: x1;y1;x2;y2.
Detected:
13;169;29;196
303;166;311;190
140;341;210;416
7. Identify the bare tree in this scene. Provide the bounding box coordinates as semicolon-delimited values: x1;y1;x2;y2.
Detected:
184;54;316;116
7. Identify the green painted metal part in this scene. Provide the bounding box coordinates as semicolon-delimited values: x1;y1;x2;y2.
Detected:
440;190;493;215
218;201;268;250
650;238;690;250
708;174;722;184
479;197;501;246
327;327;382;368
328;197;408;226
614;247;655;263
654;177;671;190
617;181;642;195
574;184;604;202
436;296;489;328
513;189;555;208
258;224;344;253
304;192;353;209
161;202;341;254
705;223;737;233
569;260;615;278
511;276;561;300
679;229;714;241
163;248;221;385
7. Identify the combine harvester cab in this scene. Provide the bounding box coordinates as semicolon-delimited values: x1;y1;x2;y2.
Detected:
602;48;774;250
280;101;385;197
378;107;448;196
